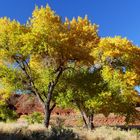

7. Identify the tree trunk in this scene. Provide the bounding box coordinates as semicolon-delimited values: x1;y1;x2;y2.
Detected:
44;104;51;128
80;109;94;130
81;111;88;128
43;84;57;128
44;91;56;128
44;102;56;128
43;67;63;128
88;114;94;130
80;110;88;128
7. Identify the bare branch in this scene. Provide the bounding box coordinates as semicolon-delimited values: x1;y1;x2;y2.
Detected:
13;56;45;105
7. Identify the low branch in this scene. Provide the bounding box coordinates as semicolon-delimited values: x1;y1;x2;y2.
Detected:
14;56;45;105
49;103;56;112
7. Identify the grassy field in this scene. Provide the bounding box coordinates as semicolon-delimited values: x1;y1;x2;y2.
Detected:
0;122;140;140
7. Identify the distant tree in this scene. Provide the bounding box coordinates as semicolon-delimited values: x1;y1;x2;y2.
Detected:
91;37;140;124
57;37;140;130
56;66;106;130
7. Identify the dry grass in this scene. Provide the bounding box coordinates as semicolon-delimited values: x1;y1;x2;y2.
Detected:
74;126;140;140
0;122;28;133
0;122;140;140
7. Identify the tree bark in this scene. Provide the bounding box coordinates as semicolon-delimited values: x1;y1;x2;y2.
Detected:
79;109;94;130
44;90;53;128
76;102;94;130
80;110;88;128
44;106;51;128
44;96;56;128
83;113;94;130
88;114;94;130
44;102;56;128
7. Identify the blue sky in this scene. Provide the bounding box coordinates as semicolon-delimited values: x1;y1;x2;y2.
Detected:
0;0;139;46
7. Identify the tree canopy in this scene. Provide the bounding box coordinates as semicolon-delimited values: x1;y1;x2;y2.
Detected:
0;5;140;129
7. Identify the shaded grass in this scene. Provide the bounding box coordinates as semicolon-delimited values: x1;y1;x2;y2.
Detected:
0;122;140;140
0;122;79;140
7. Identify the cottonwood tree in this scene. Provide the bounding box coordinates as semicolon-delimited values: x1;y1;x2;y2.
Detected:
57;37;140;130
91;37;140;123
0;5;99;127
57;66;107;130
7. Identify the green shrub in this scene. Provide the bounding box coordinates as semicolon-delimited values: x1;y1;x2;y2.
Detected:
47;126;79;140
24;112;43;124
55;117;65;128
46;117;79;140
0;105;18;122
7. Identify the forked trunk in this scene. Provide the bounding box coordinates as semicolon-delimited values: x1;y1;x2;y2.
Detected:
81;111;88;128
88;114;94;130
43;67;63;128
80;110;94;130
80;110;88;128
44;93;56;128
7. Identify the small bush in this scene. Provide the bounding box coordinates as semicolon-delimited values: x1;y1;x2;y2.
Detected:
47;126;79;140
24;112;43;124
0;105;18;122
55;117;65;128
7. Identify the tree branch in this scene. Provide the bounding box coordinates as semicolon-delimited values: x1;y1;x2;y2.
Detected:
49;102;56;112
14;56;45;105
